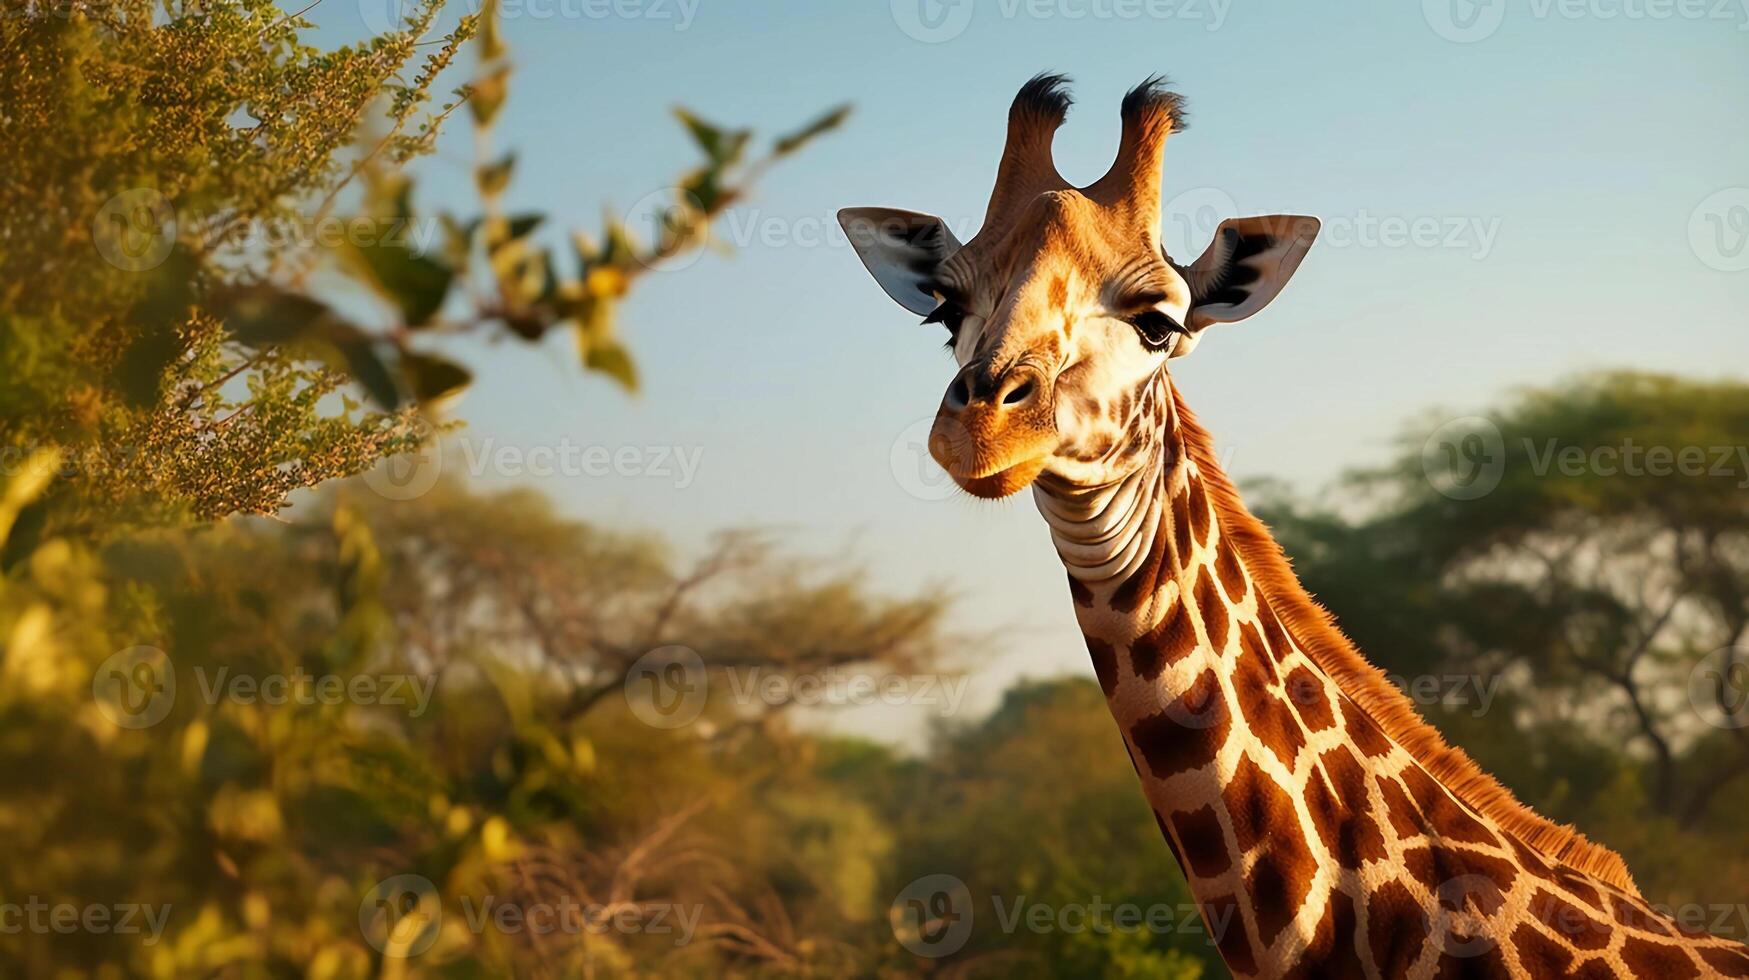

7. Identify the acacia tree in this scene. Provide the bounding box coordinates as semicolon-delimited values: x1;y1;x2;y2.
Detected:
0;0;845;545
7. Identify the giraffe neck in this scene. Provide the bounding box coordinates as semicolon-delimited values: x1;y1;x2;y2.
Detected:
1029;374;1747;979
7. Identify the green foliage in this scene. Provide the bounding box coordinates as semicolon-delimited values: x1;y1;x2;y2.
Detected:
1;1;443;541
0;0;846;540
880;680;1215;979
0;475;960;976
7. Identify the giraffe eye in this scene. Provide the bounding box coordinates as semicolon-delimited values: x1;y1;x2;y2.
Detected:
1126;309;1185;351
922;301;967;342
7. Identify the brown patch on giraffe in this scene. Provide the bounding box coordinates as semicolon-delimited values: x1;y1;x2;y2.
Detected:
1286;665;1335;731
1430;944;1512;980
1305;747;1389;868
1608;894;1673;937
1214;544;1247;604
1172;482;1195;569
1212;755;1317;947
1282;889;1366;980
1064;433;1115;463
1128;669;1229;779
1377;775;1426;840
1528;888;1612;951
1067;572;1094;608
1697;944;1749;977
1400;766;1500;847
1237;621;1279;684
1258;601;1291;660
1129;597;1197;680
1084;635;1118;698
1400;848;1517;929
1110;514;1173;614
1505;834;1558;882
1553;872;1602;911
1619;936;1701;979
1107;389;1133;423
1193;566;1230;652
1047;274;1069;309
1185;475;1212;544
1366;879;1432;978
1221;754;1271;853
1570;958;1621;980
1345;707;1394;758
1512;922;1575;976
1168;805;1232;880
1236;677;1306;770
1248;833;1318;948
1200;892;1257;976
1232;630;1277;695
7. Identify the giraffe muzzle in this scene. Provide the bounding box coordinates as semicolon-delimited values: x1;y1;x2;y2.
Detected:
929;361;1059;499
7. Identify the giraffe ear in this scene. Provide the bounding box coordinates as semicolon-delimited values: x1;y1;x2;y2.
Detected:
1179;215;1319;330
838;207;963;316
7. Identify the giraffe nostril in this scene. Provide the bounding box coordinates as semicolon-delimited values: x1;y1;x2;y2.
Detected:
946;373;972;410
1002;378;1036;405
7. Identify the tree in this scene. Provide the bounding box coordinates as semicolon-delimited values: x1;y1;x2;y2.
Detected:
0;0;846;544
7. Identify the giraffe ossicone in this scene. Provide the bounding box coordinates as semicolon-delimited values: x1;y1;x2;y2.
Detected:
840;73;1749;979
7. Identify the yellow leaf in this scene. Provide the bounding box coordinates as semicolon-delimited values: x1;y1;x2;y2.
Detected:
584;265;627;299
481;815;516;860
181;719;209;776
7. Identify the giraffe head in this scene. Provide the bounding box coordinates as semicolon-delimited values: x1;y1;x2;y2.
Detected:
841;75;1319;499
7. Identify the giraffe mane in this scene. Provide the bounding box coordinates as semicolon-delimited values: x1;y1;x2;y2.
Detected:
1171;386;1643;897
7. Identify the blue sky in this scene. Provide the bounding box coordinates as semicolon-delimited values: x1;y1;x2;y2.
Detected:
303;0;1748;737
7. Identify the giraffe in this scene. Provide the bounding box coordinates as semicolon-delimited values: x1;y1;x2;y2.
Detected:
839;74;1749;979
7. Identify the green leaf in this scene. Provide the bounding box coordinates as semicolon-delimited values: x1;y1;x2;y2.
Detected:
331;334;401;410
220;286;331;346
506;213;544;241
476;153;516;198
486;213;544;255
401;351;473;403
345;240;453;327
673;107;750;168
774;103;851;156
215;287;402;408
479;0;507;60
582;337;638;393
470;65;511;127
439;213;479;270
